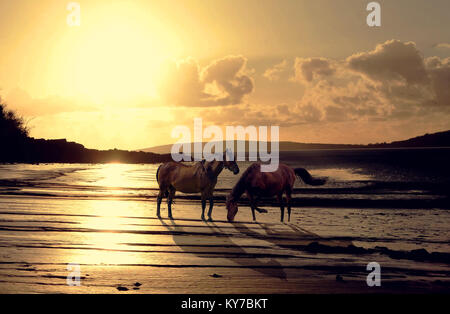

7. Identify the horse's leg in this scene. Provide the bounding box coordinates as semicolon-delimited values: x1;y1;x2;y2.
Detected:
156;189;164;218
255;206;268;213
207;195;214;221
277;193;285;222
201;193;207;221
286;190;292;222
249;195;267;213
167;187;176;219
246;192;257;221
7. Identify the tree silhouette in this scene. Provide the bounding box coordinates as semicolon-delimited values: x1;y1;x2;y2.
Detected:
0;99;29;162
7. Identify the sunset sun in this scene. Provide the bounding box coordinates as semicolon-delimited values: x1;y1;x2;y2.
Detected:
47;2;179;105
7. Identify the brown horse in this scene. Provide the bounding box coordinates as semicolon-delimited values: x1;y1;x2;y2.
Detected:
156;151;239;221
226;163;326;222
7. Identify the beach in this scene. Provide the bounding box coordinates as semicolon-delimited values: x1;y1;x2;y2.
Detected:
0;151;449;293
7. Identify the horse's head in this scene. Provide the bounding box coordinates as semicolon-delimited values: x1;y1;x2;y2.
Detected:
226;194;239;222
223;149;239;175
224;159;239;175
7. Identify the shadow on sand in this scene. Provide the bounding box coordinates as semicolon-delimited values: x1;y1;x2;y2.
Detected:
160;218;288;279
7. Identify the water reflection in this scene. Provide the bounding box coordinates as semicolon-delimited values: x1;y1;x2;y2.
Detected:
96;163;142;188
68;199;148;265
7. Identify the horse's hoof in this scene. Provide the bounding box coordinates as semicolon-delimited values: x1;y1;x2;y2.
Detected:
207;217;213;222
201;216;205;221
168;216;174;220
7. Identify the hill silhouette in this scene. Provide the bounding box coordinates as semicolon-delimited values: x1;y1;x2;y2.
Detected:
373;130;450;148
0;103;171;164
138;130;450;154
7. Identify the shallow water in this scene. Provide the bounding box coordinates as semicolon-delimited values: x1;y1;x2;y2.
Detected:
0;151;448;252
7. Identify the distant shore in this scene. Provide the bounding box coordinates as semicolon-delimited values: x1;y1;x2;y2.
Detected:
1;137;173;164
2;130;450;164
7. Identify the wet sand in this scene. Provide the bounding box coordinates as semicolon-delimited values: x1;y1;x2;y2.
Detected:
0;195;449;293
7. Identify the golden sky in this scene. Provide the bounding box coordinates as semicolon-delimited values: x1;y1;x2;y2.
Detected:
1;0;449;150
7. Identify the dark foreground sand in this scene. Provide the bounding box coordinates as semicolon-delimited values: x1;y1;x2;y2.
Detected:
0;195;449;293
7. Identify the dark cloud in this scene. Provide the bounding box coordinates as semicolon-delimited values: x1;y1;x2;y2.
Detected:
276;104;290;115
347;40;429;85
294;57;336;83
425;56;450;107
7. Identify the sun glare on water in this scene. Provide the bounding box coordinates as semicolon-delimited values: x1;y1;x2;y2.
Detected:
65;164;154;265
96;163;130;188
73;199;150;265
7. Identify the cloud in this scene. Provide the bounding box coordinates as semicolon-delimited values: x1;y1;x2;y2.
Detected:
263;60;288;81
347;40;429;85
156;40;448;131
173;39;449;138
287;39;450;125
425;56;450;107
159;58;207;107
202;56;254;106
294;57;336;83
433;43;450;49
196;101;324;129
155;40;449;146
159;55;254;107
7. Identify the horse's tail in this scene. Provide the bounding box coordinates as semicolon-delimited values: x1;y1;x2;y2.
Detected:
294;168;326;186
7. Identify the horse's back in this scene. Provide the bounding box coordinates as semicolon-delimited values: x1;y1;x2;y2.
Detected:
244;163;295;196
157;161;206;193
249;163;294;180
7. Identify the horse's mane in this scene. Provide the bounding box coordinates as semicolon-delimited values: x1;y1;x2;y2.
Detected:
230;163;258;201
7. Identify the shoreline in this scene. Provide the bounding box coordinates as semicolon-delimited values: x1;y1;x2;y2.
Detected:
1;191;448;210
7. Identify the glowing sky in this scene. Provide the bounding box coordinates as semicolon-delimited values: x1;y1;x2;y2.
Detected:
1;0;449;150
